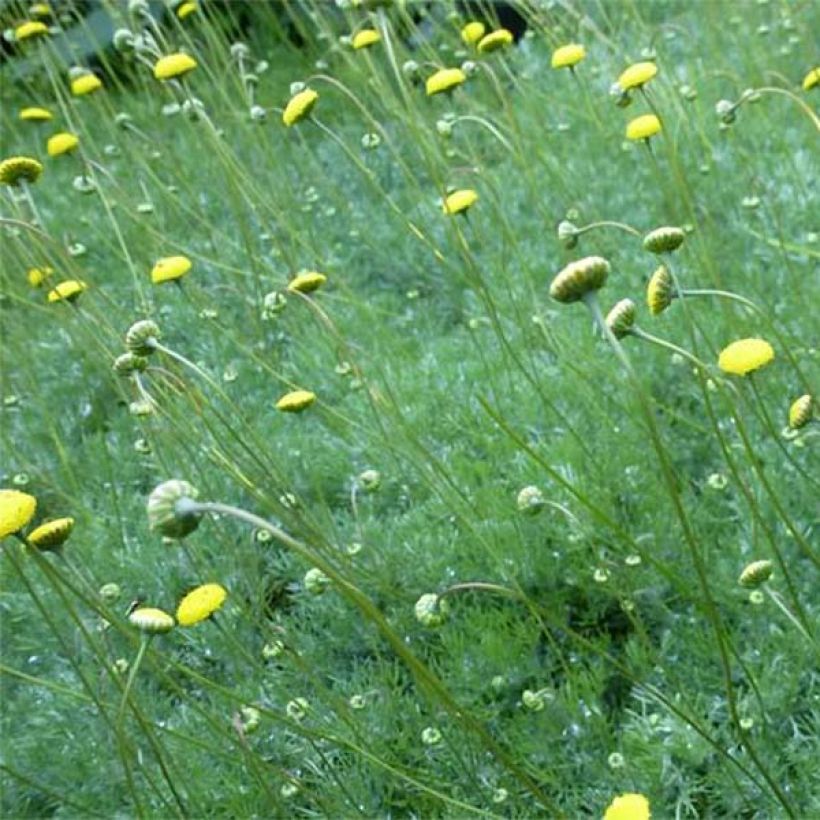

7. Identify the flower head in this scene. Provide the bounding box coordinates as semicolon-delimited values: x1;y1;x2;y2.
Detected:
129;607;175;634
626;114;661;141
154;53;198;80
802;67;820;91
19;106;53;122
177;1;197;19
461;21;485;45
517;485;545;515
551;43;586;69
549;256;610;303
47;132;79;156
27;517;75;550
151;255;191;284
15;21;48;41
646;265;675;315
47;280;87;303
287;271;326;294
71;73;102;96
643;226;685;254
27;266;53;287
176;583;227;625
442;188;478;215
605;298;636;338
352;28;381;49
304;567;330;595
426;67;466;96
788;394;812;429
739;560;773;588
0;156;43;186
282;88;318;126
617;61;658;91
276;389;316;413
414;593;449;628
0;490;37;539
126;319;161;354
604;792;651;820
147;479;202;539
718;338;775;376
478;29;513;53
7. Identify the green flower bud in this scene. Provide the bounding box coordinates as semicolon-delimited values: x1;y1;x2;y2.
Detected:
147;480;202;539
739;560;773;588
125;319;161;355
605;298;636;339
414;593;449;628
549;256;610;303
303;567;330;595
113;352;149;375
643;226;685;254
516;485;545;515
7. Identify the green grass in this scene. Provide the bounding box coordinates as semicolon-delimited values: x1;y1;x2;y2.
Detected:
1;0;818;816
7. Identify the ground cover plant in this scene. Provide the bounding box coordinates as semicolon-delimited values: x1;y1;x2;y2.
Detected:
1;0;818;816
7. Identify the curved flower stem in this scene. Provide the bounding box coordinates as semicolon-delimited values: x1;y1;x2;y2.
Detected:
764;587;818;651
745;87;820;131
118;635;152;722
19;181;44;228
629;327;708;370
576;220;641;238
451;115;514;152
438;582;522;602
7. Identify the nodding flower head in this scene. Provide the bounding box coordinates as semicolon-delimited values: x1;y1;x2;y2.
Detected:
646;265;675;315
557;220;579;248
549;256;610;303
126;319;161;355
605;298;636;339
461;21;485;45
176;583;227;625
47;132;79;157
15;20;49;41
414;593;449;628
113;352;149;375
442;188;478;215
643;226;685;254
617;61;658;91
19;107;53;122
352;29;381;49
477;29;513;54
551;43;586;69
801;67;819;92
151;255;192;284
604;793;651;820
275;389;316;413
282;88;318;126
739;560;773;588
71;72;102;96
287;271;326;294
27;517;75;550
147;479;202;539
0;489;37;540
153;53;198;81
425;67;466;96
516;485;546;515
47;280;87;303
718;338;775;376
129;607;175;634
788;394;812;430
626;114;661;141
0;156;43;186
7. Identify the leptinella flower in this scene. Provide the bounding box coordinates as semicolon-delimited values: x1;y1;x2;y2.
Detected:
626;114;662;141
71;72;103;96
129;607;175;634
151;255;192;284
287;271;326;294
47;280;87;303
717;338;775;376
549;256;610;303
605;298;636;339
0;156;43;186
643;226;685;254
15;20;49;41
802;67;820;91
788;394;813;430
551;43;586;69
176;0;197;19
147;479;202;538
282;88;318;126
646;265;675;315
442;188;478;215
27;517;75;550
477;29;513;54
125;319;161;355
19;106;53;122
604;792;651;820
352;29;381;49
461;21;485;46
275;389;316;413
154;52;198;80
0;489;37;540
176;583;227;626
425;67;467;96
617;61;658;92
739;559;773;588
47;132;80;157
414;593;449;628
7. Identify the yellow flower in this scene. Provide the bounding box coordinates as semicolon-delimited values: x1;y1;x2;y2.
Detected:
604;792;651;820
27;266;53;287
643;226;685;254
71;73;102;96
19;106;53;121
551;44;586;69
626;114;662;140
154;53;198;80
176;583;227;626
646;265;675;315
176;1;197;19
442;189;478;215
605;298;636;338
28;517;75;550
549;256;610;303
717;338;775;376
151;255;192;284
477;29;513;54
352;29;381;49
739;560;773;588
0;490;37;539
287;271;327;294
802;67;820;91
30;3;52;17
788;394;812;429
461;21;485;45
426;67;467;96
15;20;48;41
47;132;79;156
618;61;658;90
276;389;316;413
282;88;318;126
129;607;175;634
0;156;43;186
47;280;87;303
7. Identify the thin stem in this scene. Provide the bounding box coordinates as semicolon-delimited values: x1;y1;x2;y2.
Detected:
576;220;641;237
118;636;152;722
630;327;708;369
764;587;817;650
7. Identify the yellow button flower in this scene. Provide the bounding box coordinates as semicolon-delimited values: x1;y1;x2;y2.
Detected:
802;67;819;91
30;2;52;16
0;156;43;186
477;29;513;53
19;106;53;121
15;20;48;41
739;560;773;588
176;583;227;626
151;255;192;284
27;266;53;287
618;61;658;90
788;394;812;429
646;265;674;315
28;517;75;550
626;114;661;141
47;132;79;156
71;73;102;96
0;490;37;540
129;607;175;634
549;256;610;303
287;271;327;294
47;280;87;303
551;43;586;69
442;189;478;215
426;67;466;96
604;792;650;820
276;389;316;413
718;338;775;376
154;53;198;80
282;88;318;126
461;21;485;45
352;29;381;49
176;1;197;19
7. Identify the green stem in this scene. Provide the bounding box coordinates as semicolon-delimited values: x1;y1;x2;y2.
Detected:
630;327;708;369
118;636;152;722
